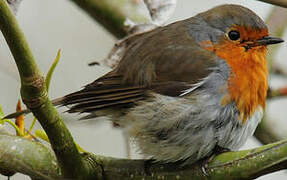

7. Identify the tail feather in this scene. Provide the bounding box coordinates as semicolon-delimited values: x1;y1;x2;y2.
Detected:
67;96;144;113
63;89;143;105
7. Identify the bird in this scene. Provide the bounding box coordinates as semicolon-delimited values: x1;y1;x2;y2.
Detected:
5;4;284;164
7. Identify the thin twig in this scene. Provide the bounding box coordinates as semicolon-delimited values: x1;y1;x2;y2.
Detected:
268;86;287;98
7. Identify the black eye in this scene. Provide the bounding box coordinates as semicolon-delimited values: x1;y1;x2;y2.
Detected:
228;30;240;41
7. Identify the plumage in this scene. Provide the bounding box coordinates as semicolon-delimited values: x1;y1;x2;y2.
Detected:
63;20;218;117
58;4;283;163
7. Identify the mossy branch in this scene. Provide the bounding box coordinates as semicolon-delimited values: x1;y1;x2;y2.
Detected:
0;134;61;180
0;1;97;179
1;133;287;179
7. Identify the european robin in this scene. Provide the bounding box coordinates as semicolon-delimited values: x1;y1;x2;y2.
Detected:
5;4;284;164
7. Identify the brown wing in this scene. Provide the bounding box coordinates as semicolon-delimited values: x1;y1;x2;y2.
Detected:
61;20;217;117
62;72;147;114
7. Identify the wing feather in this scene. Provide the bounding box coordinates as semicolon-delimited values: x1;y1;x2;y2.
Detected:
62;21;218;117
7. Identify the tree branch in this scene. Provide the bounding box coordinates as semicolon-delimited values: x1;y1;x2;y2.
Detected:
268;86;287;99
69;0;150;39
256;0;287;8
0;134;61;180
97;139;287;179
2;133;287;179
0;1;97;179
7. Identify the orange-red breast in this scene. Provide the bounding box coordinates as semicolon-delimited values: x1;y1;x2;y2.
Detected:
5;4;284;164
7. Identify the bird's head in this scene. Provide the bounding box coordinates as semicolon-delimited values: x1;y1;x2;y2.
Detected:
187;4;284;123
188;4;283;56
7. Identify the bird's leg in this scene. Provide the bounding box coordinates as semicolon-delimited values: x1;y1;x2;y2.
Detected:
201;145;231;176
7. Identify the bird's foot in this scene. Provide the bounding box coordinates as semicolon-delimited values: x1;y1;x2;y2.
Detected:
213;145;231;155
201;145;231;176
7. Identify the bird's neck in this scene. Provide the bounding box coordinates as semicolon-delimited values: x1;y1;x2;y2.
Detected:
215;45;268;123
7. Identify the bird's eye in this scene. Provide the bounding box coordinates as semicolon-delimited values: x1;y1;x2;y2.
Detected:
228;30;240;41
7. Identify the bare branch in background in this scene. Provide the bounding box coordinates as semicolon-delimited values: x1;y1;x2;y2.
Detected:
256;0;287;8
268;86;287;98
70;0;150;39
273;65;287;76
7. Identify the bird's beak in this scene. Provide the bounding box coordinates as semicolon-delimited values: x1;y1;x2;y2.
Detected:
250;36;284;47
